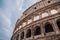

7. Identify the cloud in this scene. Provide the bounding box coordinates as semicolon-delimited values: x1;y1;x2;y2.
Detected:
0;14;12;40
2;14;11;26
16;0;25;11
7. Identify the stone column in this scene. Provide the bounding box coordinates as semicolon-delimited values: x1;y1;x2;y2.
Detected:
32;15;34;22
31;26;34;40
19;33;20;40
48;9;51;16
24;29;26;40
57;7;60;13
52;20;59;34
39;12;42;19
41;22;45;38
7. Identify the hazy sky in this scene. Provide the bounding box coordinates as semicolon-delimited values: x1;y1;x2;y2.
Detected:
0;0;40;40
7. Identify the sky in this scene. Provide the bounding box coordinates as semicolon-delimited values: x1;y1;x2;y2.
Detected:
0;0;40;40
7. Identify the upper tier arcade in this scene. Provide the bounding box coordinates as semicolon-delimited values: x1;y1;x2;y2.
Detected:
16;0;60;25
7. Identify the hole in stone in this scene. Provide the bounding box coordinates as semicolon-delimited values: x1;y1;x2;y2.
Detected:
45;22;54;33
34;26;41;35
56;19;60;30
48;1;51;3
26;29;31;38
34;7;36;9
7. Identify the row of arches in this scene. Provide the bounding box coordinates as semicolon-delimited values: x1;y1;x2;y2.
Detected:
16;19;60;40
15;9;58;32
14;9;59;34
27;9;58;24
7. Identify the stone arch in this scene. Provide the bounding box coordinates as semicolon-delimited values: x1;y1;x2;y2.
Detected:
51;9;58;14
26;29;31;38
56;19;60;30
16;34;19;40
34;26;41;36
44;22;54;33
20;31;24;40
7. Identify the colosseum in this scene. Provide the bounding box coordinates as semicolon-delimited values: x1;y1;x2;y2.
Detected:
11;0;60;40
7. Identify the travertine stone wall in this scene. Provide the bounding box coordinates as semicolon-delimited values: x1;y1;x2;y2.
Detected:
11;0;60;40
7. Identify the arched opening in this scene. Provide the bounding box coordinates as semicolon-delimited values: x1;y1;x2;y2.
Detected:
42;12;48;18
34;16;39;21
51;9;58;14
34;26;41;35
16;34;19;40
28;19;32;24
56;19;60;30
45;22;54;33
26;29;31;38
20;32;24;40
22;22;26;27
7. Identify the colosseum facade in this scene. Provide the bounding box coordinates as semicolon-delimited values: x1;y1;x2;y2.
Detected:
11;0;60;40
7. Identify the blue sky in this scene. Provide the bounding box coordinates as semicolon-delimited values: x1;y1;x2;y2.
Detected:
0;0;40;40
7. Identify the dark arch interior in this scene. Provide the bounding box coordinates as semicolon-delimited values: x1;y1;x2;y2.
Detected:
34;26;41;35
56;19;60;30
16;34;19;40
45;22;54;33
26;29;31;38
21;32;24;40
